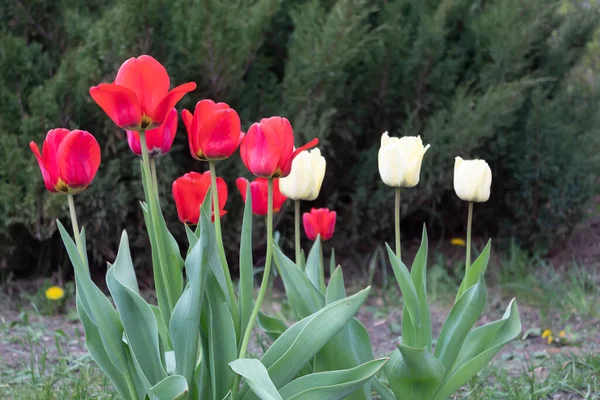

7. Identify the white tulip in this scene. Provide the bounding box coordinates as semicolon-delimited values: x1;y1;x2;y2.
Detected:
453;157;492;202
279;148;326;201
378;132;430;188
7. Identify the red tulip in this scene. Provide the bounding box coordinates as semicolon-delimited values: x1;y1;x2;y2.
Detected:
182;99;243;161
236;177;287;216
126;108;178;157
303;208;337;241
172;171;227;225
30;129;101;194
240;116;319;178
90;55;196;131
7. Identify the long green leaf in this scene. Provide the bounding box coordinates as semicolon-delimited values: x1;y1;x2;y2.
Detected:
385;343;445;399
279;358;388;400
207;270;237;400
239;185;255;345
434;299;521;400
106;231;166;385
258;312;288;342
170;208;212;391
76;294;133;400
304;237;322;291
273;246;324;318
434;274;487;372
456;240;491;301
402;226;432;350
230;359;283;400
325;266;346;305
148;374;189;400
386;244;421;328
57;221;129;373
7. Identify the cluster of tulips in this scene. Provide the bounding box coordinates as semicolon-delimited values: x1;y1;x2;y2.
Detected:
30;55;520;400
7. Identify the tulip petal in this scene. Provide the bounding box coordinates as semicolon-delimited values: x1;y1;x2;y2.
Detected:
115;56;170;115
303;212;318;241
30;141;56;192
236;178;249;203
151;82;197;125
90;84;142;130
144;108;178;156
57;130;101;193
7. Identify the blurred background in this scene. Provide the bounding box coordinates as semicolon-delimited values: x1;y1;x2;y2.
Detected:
2;0;599;279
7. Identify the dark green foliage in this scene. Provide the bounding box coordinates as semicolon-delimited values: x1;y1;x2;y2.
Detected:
1;0;598;274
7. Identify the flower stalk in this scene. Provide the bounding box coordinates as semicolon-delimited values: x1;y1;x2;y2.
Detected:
208;161;239;330
295;200;301;266
67;194;85;262
395;187;401;260
466;201;473;274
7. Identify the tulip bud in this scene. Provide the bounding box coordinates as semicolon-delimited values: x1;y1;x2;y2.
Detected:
279;148;326;201
172;171;227;225
182;99;243;161
453;157;492;202
30;129;101;194
378;132;430;188
303;208;337;241
236;177;287;216
240;116;318;179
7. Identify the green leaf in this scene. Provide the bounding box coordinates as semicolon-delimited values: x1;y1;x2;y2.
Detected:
402;226;432;350
279;358;388;400
230;359;283;400
325;266;346;305
386;244;421;328
456;240;491;301
304;237;322;291
434;299;521;400
170;209;212;389
371;377;396;400
259;288;370;391
385;343;445;399
151;305;173;351
258;312;288;342
106;231;166;385
57;221;129;373
273;246;324;318
434;274;487;372
329;248;336;277
75;294;134;400
239;184;255;344
207;270;237;400
148;374;189;400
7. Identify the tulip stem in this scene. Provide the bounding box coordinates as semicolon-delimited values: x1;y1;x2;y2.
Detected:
466;201;473;274
234;178;274;399
140;131;175;318
319;238;326;292
295;200;302;267
149;157;159;203
208;162;239;330
395;187;402;260
67;194;85;262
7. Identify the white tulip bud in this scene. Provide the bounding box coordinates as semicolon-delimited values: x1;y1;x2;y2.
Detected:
378;132;430;188
279;148;326;201
453;157;492;202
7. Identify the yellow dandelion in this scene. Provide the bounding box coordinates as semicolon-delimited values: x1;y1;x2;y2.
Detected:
451;238;466;246
559;330;566;338
541;329;552;338
547;335;553;345
45;286;65;301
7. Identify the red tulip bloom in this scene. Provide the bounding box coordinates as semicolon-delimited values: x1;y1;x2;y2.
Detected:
172;171;227;225
236;177;287;216
240;117;319;178
126;108;178;157
30;129;101;194
182;99;243;161
90;55;196;131
303;208;337;241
